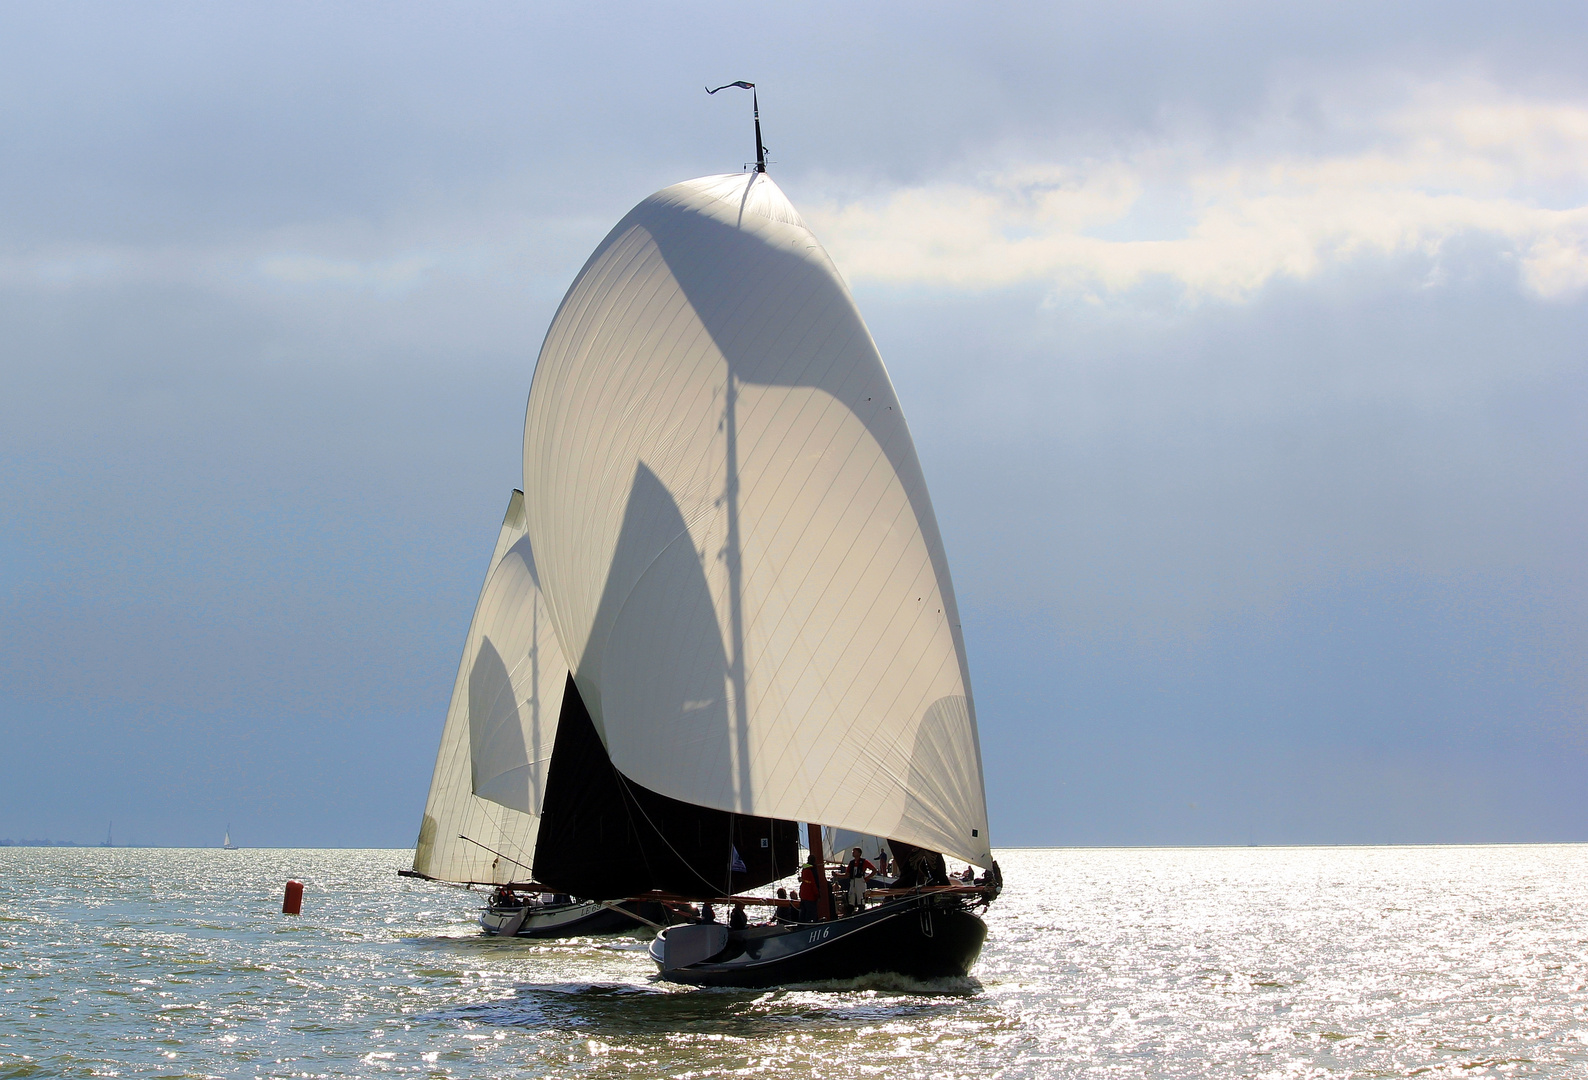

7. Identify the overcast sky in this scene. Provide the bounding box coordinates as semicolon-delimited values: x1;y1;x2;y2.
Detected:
3;1;1584;847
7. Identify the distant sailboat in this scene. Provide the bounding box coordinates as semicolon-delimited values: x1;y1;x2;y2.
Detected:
222;826;238;850
407;490;671;938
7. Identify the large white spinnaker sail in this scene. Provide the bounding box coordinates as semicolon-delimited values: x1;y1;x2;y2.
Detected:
523;172;992;869
413;489;570;883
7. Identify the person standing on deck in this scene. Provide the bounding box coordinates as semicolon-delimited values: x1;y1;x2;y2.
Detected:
845;847;877;911
798;861;820;922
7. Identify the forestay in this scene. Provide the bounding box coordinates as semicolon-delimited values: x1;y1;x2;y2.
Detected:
413;490;570;883
522;172;992;867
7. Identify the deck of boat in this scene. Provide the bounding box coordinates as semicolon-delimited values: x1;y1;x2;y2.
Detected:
481;899;667;939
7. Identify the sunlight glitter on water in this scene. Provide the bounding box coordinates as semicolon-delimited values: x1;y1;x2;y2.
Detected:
0;845;1584;1077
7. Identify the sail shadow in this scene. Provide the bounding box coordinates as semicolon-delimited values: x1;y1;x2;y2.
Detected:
467;637;531;812
585;462;732;796
532;462;798;898
636;190;978;836
634;191;959;622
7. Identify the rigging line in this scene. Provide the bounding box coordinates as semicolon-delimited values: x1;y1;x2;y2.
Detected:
598;900;667;930
456;833;534;875
611;767;747;898
617;771;725;896
399;870;554;892
463;794;539;873
486;820;539;875
598;728;659;883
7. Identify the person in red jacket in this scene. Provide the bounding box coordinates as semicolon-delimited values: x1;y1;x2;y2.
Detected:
798;861;820;922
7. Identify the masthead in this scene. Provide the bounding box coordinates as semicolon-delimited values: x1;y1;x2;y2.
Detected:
706;81;767;172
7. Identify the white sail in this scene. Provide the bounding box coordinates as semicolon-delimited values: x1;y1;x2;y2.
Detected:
522;172;992;867
824;828;889;867
413;489;570;883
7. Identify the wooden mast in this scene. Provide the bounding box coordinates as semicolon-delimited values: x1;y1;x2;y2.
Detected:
806;822;832;920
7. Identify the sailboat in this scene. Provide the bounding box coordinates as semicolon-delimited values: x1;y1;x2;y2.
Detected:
407;489;673;937
222;826;238;850
411;88;998;977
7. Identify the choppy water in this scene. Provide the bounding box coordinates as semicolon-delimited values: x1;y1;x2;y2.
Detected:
1;846;1584;1078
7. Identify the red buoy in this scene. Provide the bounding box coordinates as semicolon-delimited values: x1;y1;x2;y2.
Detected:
282;880;303;915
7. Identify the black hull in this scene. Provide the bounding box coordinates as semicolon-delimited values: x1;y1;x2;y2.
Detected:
482;900;668;939
652;896;986;988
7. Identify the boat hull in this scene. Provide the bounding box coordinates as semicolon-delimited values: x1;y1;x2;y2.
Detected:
480;899;666;939
650;895;986;988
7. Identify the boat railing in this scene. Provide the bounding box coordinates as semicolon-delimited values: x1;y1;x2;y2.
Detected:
625;882;994;915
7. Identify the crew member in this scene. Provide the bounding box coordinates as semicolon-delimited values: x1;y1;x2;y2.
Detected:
844;847;877;911
728;901;748;930
798;860;821;922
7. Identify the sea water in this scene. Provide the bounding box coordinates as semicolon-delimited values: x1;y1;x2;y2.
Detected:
0;845;1583;1077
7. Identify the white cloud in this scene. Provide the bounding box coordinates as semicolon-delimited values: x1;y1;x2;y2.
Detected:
808;82;1588;302
4;81;1583;309
0;244;444;295
256;253;435;291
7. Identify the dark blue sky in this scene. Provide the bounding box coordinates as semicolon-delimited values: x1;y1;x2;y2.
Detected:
2;1;1584;846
